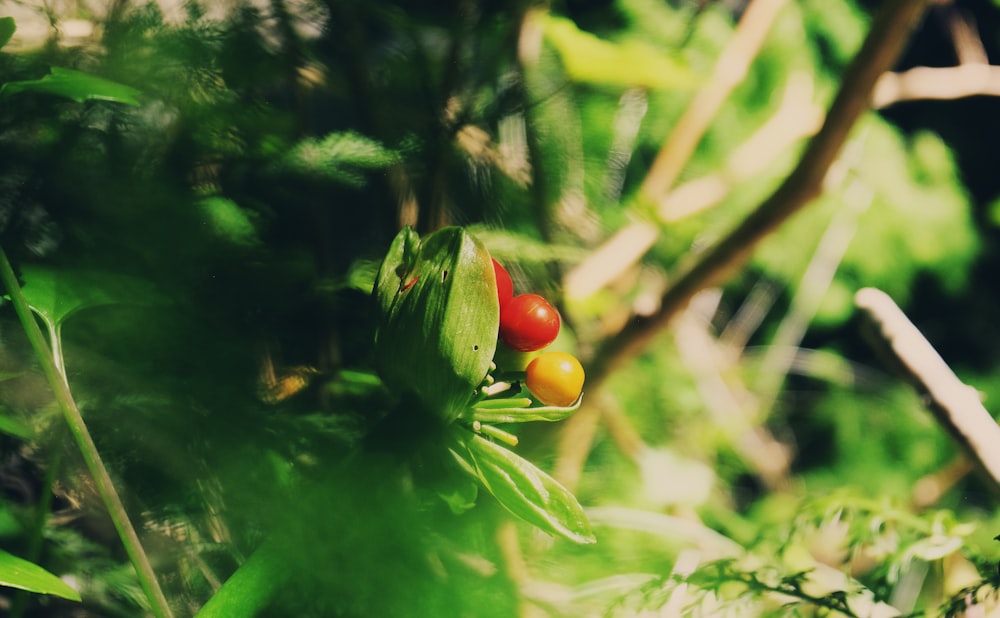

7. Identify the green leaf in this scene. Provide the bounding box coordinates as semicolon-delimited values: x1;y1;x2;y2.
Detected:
468;226;587;266
0;549;81;601
373;226;420;318
437;479;479;515
466;396;581;424
278;131;400;186
197;197;259;246
195;540;287;617
1;67;141;106
16;265;163;329
538;14;697;90
374;227;499;421
469;396;535;410
449;429;595;544
0;17;15;50
0;411;32;440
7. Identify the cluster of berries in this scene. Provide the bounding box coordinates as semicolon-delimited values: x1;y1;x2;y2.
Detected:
491;258;585;407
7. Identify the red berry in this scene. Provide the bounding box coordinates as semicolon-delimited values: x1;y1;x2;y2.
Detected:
492;258;514;307
499;293;560;352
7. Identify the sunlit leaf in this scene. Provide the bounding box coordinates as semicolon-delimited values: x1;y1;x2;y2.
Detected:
195;542;285;617
374;227;499;421
197;197;259;246
0;411;32;440
0;549;81;601
467;225;587;265
538;14;697;90
278;131;399;187
1;67;141;106
466;396;581;424
450;429;595;544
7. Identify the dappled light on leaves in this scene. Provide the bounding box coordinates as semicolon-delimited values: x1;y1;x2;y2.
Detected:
1;0;1000;616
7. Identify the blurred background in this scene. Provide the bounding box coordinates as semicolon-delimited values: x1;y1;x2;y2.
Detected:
2;0;1000;616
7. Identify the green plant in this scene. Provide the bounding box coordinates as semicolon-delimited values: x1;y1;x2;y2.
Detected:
1;0;1000;616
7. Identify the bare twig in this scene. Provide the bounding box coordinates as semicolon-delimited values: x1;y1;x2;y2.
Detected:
640;0;789;203
563;72;820;302
854;288;1000;494
872;63;1000;107
563;0;792;302
753;175;872;410
555;0;931;485
674;290;791;489
586;0;931;391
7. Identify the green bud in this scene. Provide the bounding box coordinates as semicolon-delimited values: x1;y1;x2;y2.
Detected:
373;226;499;421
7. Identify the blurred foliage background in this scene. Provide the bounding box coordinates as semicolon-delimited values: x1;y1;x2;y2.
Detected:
2;0;1000;616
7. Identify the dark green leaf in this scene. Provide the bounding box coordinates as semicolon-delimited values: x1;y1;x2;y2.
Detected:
0;549;81;601
1;67;141;106
450;429;595;544
16;265;164;329
0;17;15;50
374;227;499;421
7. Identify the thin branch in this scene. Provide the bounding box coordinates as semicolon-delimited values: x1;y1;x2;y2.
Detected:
563;0;792;301
640;0;789;203
854;288;1000;494
674;290;791;490
872;63;1000;107
946;7;988;65
585;0;932;391
563;71;821;302
0;247;174;618
753;176;872;411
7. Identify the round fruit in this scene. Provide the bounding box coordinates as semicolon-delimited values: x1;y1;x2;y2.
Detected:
525;352;584;407
499;293;560;352
492;258;514;306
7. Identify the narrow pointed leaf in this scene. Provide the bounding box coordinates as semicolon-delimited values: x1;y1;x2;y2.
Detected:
450;430;595;544
0;412;32;439
374;227;499;420
470;397;535;410
0;549;81;601
2;67;141;106
468;396;582;424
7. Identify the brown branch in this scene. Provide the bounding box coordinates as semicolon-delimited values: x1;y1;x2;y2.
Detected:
562;73;821;302
855;288;1000;494
584;0;932;391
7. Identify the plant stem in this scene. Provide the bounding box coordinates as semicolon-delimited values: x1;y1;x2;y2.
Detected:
0;246;174;618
